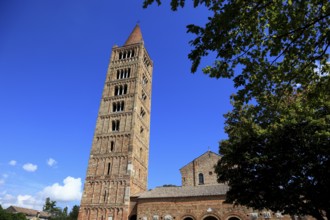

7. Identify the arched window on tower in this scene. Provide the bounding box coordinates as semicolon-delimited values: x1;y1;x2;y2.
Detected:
114;86;119;96
112;120;120;131
140;107;146;118
117;68;131;79
141;90;147;101
198;173;204;185
142;74;148;85
112;102;117;112
113;101;125;112
107;163;111;175
143;56;150;67
114;85;128;96
121;101;124;111
103;190;107;202
119;49;135;60
126;68;130;78
110;141;115;152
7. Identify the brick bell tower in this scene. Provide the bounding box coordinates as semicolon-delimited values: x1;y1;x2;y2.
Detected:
78;25;153;220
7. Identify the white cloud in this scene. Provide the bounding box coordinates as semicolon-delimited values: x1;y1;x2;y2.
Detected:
0;176;82;210
0;193;43;210
17;195;41;209
23;163;38;172
0;174;9;185
9;160;17;166
47;158;57;167
0;193;16;208
40;176;82;202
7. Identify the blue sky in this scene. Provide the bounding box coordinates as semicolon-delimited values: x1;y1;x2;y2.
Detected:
0;0;235;210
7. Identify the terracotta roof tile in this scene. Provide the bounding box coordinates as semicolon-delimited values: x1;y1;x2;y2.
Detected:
138;184;229;199
6;205;51;218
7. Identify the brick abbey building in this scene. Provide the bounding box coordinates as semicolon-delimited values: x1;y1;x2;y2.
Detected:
78;25;295;220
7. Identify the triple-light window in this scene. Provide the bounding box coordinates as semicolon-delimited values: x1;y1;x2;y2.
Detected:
113;101;124;112
114;84;128;96
112;120;120;131
117;68;130;79
119;50;135;60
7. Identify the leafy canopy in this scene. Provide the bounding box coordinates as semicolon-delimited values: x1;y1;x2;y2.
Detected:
43;197;80;220
0;205;27;220
143;0;330;104
143;1;330;220
216;77;330;220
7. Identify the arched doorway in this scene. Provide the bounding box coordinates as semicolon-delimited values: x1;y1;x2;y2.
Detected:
228;217;241;220
130;215;137;220
204;216;218;220
183;217;194;220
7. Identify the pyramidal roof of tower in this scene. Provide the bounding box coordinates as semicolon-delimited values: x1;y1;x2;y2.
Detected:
124;24;143;45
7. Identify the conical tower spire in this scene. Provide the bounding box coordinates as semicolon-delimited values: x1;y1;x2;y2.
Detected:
124;24;143;45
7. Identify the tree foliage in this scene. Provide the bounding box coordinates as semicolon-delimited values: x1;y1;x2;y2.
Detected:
143;1;330;220
43;197;61;217
43;198;79;220
0;199;79;220
0;205;27;220
68;205;79;220
143;0;330;104
216;77;330;220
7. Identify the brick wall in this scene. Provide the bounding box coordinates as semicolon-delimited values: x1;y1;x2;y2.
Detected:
136;196;249;220
180;152;221;186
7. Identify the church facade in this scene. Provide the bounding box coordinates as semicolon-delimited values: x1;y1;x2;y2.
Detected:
78;26;295;220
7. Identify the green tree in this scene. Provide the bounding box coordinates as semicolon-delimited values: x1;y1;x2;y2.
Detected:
0;205;10;220
68;205;79;220
0;205;28;220
143;0;330;104
43;197;56;214
216;76;330;220
12;213;27;220
41;198;79;220
62;207;68;218
143;1;330;220
42;197;62;218
51;206;68;220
